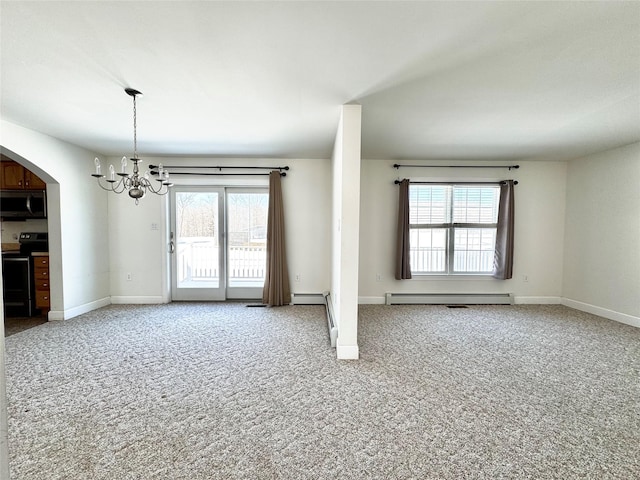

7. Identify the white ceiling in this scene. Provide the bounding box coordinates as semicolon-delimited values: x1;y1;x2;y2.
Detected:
1;1;639;161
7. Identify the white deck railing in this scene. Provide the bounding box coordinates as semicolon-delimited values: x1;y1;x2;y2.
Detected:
177;241;266;282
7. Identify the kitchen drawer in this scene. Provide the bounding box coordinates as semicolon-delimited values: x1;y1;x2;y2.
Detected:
35;278;49;291
34;266;49;280
33;256;49;267
35;290;50;308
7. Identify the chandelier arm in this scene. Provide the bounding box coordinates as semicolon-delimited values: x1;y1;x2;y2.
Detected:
148;180;163;195
96;176;126;194
95;177;114;192
111;178;129;194
145;178;166;194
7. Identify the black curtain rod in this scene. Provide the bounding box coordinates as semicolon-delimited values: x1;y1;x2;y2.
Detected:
395;180;517;185
151;171;286;177
393;164;519;170
149;165;289;171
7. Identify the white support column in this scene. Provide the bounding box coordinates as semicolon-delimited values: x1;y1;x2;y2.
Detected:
331;104;362;360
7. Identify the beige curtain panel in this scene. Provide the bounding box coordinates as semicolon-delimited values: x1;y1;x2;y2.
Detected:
262;171;291;306
395;178;412;280
493;180;515;280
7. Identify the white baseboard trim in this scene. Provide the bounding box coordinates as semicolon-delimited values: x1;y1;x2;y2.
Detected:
359;295;564;305
514;296;562;305
336;344;359;360
358;296;385;305
110;296;167;305
48;296;111;321
384;292;513;305
561;298;640;328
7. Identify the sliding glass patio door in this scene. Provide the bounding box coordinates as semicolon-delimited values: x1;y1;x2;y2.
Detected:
170;187;268;301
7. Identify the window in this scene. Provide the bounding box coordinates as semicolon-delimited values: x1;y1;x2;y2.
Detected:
409;184;500;274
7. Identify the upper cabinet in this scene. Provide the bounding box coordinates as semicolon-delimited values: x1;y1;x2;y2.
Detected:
0;156;46;190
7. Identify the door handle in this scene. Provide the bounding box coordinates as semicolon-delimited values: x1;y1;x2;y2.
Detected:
169;232;175;254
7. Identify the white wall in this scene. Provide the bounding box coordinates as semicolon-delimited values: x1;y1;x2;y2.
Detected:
562;142;640;326
106;156;332;302
108;188;169;303
1;120;111;318
331;105;362;360
358;160;568;303
282;159;332;294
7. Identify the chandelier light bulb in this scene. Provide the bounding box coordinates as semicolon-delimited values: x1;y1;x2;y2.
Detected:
94;157;101;175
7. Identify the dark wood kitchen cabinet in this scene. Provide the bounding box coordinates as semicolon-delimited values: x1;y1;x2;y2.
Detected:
33;254;50;314
0;156;46;190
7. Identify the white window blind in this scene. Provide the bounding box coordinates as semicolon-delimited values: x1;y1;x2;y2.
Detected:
409;184;500;274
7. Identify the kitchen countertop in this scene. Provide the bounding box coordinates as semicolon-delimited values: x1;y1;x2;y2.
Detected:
1;244;49;256
1;243;20;253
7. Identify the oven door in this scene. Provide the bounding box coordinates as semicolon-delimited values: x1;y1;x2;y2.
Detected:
2;255;34;316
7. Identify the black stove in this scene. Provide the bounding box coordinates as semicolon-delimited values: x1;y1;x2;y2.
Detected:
18;232;48;255
2;232;48;317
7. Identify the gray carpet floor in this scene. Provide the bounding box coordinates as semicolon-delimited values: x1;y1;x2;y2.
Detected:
4;303;640;479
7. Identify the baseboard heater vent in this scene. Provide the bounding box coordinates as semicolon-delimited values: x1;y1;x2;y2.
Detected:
322;291;338;348
290;293;325;305
385;293;513;306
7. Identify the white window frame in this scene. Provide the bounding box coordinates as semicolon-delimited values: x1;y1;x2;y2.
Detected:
409;183;500;275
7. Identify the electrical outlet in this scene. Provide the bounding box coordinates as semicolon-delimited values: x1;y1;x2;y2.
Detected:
523;275;529;283
295;274;301;282
376;273;382;282
127;273;132;281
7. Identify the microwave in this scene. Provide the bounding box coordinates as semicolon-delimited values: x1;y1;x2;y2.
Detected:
0;190;47;219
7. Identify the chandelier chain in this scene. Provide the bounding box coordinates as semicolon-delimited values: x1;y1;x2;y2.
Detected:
132;93;138;159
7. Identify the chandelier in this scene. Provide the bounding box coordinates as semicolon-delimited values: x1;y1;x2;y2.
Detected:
91;88;172;204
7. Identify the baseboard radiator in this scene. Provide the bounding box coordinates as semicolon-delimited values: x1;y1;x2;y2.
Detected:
290;293;325;305
322;291;338;348
385;292;513;306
